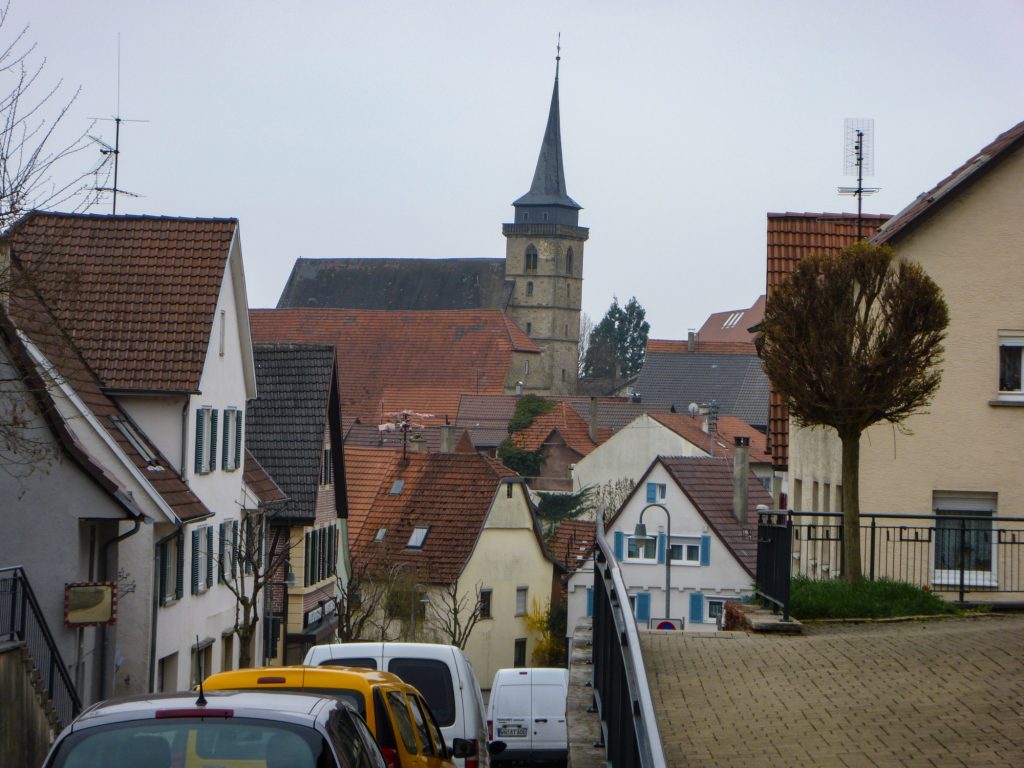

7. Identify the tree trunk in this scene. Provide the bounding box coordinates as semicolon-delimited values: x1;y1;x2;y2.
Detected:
840;429;863;582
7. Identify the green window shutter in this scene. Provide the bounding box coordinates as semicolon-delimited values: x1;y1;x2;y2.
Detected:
194;408;205;474
206;526;214;587
209;410;219;471
235;413;244;471
304;533;311;586
218;522;226;583
222;412;231;470
231;520;239;575
175;532;185;600
191;529;200;595
158;542;168;605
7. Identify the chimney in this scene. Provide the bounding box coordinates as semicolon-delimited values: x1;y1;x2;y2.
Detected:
588;397;598;443
439;424;455;454
732;435;750;527
407;433;426;453
687;329;697;352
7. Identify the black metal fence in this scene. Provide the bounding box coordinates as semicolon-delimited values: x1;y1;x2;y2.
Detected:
0;566;81;726
755;510;792;619
591;529;665;768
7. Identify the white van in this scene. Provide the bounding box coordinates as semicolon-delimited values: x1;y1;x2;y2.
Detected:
486;668;569;764
304;642;494;767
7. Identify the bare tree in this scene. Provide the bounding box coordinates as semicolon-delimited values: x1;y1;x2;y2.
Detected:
590;477;635;525
757;242;948;582
328;558;405;644
427;578;484;650
577;312;593;378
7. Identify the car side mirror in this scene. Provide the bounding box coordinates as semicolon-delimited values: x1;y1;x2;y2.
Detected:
488;741;507;756
450;738;473;759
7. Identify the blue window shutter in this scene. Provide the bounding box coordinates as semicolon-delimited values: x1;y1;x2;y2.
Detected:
191;529;200;595
209;410;219;471
586;587;594;618
657;533;666;564
700;534;712;566
614;531;625;560
636;592;651;623
206;526;214;587
175;533;185;599
194;408;205;474
646;482;656;503
689;592;704;624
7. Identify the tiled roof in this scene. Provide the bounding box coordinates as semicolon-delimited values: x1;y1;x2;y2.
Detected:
348;452;520;584
765;213;890;469
243;450;287;506
247;344;336;522
277;257;513;311
634;351;770;430
646;339;756;355
696;295;766;343
659;457;773;577
7;212;237;392
343;447;400;545
511;401;598;456
648;413;771;463
548;519;596;572
873;119;1024;245
249;309;540;428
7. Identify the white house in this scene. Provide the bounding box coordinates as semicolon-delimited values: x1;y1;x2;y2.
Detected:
603;448;772;629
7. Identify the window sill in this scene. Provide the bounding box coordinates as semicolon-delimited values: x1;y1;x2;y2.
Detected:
988;398;1024;407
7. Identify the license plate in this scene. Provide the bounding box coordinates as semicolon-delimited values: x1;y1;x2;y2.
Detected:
498;726;528;738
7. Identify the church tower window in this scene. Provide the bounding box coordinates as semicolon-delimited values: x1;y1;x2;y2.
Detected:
566;247;574;275
526;322;532;335
525;245;538;272
526;281;534;297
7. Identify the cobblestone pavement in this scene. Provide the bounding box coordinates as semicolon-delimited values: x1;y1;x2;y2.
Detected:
640;614;1024;767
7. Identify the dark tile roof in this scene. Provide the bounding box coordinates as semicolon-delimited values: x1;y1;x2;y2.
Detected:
349;452;521;584
634;351;770;430
765;213;890;469
6;212;237;392
873;119;1024;245
276;258;512;311
243;449;287;506
647;413;771;463
548;519;596;572
250;309;539;428
247;344;336;522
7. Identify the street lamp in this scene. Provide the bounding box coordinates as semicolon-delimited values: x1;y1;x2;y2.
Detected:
408;585;430;641
635;503;672;620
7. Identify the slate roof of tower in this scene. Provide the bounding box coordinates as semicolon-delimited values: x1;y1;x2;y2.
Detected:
249;308;540;428
513;66;580;210
634;351;770;430
247;343;336;522
277;257;512;311
6;211;238;392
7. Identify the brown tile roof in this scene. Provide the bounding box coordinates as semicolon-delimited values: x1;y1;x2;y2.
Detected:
250;309;540;428
646;339;756;355
548;519;596;572
647;412;770;463
874;119;1024;245
243;449;288;506
765;213;891;470
510;401;599;456
6;212;238;392
348;452;520;584
696;295;766;343
343;447;400;545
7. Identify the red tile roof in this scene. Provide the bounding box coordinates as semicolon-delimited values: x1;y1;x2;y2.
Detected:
250;309;540;427
696;295;766;344
347;451;520;584
646;339;756;355
343;447;401;545
548;519;596;572
647;412;770;463
511;400;599;456
765;213;890;470
243;450;288;506
7;212;238;392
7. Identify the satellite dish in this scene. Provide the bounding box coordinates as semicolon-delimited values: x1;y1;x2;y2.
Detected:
688;402;699;417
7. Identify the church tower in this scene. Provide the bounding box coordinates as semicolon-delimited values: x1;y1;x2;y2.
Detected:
503;49;588;396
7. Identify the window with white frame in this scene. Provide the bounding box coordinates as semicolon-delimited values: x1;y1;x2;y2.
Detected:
706;598;726;624
933;492;996;587
407;525;429;549
998;335;1024;399
515;586;528;616
194;406;218;474
645;482;666;503
191;525;214;594
221;408;243;471
159;532;184;605
669;536;702;565
626;535;657;562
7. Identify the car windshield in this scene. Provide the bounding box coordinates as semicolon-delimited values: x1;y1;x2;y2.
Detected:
49;717;334;768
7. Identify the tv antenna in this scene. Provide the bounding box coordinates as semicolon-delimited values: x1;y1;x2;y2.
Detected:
90;34;147;213
838;118;879;240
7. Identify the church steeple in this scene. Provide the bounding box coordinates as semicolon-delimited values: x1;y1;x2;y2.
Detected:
512;43;581;225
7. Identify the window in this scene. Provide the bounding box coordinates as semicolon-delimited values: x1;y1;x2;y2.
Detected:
194;406;218;474
192;525;214;594
388;658;457;727
221;408;243;471
407;693;437;756
524;360;530;376
566;247;574;274
526;322;532;335
390;480;405;495
525;245;538;272
998;336;1024;398
305;524;338;585
561;368;566;382
933;492;996;586
515;586;528;616
706;598;726;624
159;532;185;605
626;536;657;562
110;415;160;466
375;528;387;542
321;447;333;485
479;588;492;619
407;525;429;549
190;638;213;687
513;638;527;667
217;521;234;583
526;281;534;297
506;483;513;498
387;691;419;755
645;482;666;503
669;536;701;564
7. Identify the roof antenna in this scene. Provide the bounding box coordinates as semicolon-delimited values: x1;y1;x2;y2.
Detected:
90;33;147;214
555;32;561;80
838;118;880;241
195;635;208;707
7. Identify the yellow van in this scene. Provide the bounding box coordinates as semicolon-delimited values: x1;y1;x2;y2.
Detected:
203;666;466;768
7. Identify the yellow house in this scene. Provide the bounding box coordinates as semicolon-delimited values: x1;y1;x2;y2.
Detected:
786;119;1024;596
345;447;558;687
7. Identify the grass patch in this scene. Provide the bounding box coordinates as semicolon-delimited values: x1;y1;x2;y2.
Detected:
790;577;961;620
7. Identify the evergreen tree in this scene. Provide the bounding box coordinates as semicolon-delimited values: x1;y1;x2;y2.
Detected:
582;296;650;379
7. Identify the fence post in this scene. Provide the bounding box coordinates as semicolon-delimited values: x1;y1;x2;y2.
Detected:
869;517;877;581
838;516;845;580
782;514;792;621
958;517;967;603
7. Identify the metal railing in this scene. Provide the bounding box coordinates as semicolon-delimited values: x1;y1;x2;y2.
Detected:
0;566;81;726
755;510;792;619
591;528;666;768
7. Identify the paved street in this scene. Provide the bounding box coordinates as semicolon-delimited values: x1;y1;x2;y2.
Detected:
640;614;1024;767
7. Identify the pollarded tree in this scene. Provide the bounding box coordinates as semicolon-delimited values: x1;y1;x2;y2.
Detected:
756;242;949;582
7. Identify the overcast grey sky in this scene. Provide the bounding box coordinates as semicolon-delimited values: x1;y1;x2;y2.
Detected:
13;0;1024;338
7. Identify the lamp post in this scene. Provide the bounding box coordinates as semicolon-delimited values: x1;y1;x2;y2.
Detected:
408;585;430;641
635;503;672;620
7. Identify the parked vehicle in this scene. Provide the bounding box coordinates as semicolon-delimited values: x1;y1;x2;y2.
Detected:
487;668;569;764
304;642;498;768
42;689;388;768
203;665;468;768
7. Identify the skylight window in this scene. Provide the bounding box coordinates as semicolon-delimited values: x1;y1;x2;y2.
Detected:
110;415;161;467
390;480;405;495
375;528;387;542
407;526;429;549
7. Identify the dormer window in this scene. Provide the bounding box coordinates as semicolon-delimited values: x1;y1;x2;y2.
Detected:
525;245;538;272
407;525;429;549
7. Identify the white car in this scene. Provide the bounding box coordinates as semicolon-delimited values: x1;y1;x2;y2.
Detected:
487;668;569;764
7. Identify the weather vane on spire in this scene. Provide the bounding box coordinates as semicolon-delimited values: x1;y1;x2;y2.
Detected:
556;32;561;78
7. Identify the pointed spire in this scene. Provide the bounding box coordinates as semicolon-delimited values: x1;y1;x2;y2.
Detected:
513;37;581;212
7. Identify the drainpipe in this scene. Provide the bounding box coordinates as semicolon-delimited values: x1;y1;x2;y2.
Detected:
98;514;143;701
149;526;182;692
180;397;191;481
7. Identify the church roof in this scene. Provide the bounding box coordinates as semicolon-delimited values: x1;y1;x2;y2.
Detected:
512;61;581;210
277;257;512;311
